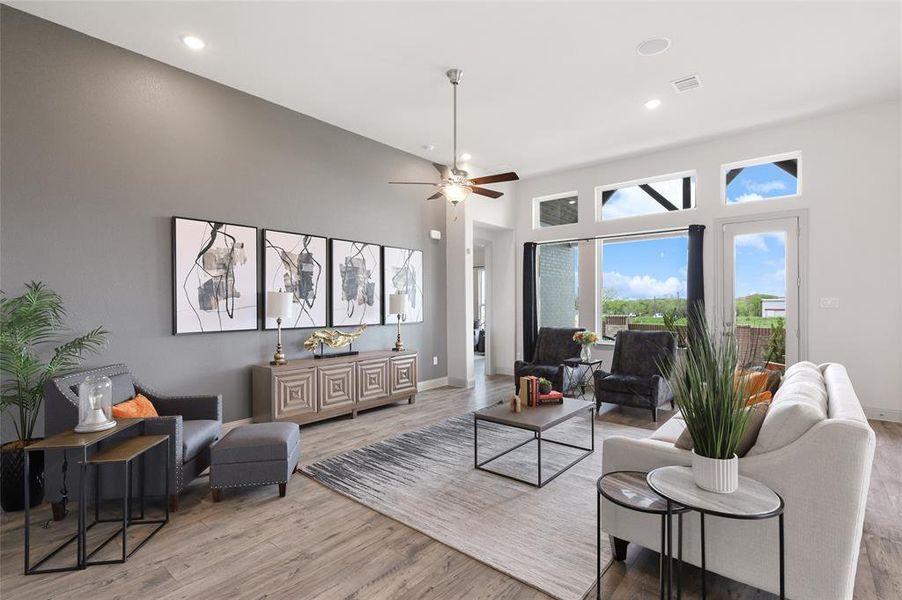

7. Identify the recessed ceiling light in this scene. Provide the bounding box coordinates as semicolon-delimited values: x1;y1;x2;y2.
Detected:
181;35;206;50
422;144;435;151
636;37;671;57
460;152;472;161
644;98;662;110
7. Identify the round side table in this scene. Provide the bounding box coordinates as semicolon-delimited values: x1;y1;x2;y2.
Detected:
597;471;688;599
647;466;785;600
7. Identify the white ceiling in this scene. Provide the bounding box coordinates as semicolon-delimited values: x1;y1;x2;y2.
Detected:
12;1;901;177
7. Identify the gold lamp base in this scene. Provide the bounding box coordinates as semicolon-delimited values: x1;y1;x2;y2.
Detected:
392;315;405;352
270;318;287;365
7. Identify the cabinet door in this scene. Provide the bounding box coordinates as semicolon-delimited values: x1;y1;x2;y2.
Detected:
273;367;317;419
390;355;417;396
317;363;356;410
358;358;390;403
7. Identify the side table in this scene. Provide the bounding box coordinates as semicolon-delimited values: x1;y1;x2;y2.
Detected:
647;466;785;600
563;358;604;401
597;471;688;599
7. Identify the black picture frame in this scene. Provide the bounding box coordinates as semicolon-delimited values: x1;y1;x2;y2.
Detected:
329;238;383;327
171;216;259;335
261;228;329;330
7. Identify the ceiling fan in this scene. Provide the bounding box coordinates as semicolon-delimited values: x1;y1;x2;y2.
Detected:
389;69;519;205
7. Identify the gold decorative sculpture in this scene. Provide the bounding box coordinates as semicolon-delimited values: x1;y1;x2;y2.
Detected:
303;324;367;357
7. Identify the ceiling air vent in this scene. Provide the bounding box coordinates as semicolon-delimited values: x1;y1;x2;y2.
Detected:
671;74;701;93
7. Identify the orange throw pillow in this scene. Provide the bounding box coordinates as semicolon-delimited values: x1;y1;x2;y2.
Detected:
735;370;770;403
111;394;159;419
745;390;773;407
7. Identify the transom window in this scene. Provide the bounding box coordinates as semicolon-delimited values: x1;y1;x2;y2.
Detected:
723;153;800;204
597;172;695;221
534;192;578;228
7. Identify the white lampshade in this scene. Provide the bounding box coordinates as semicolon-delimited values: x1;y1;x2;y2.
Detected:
389;293;407;316
267;291;294;320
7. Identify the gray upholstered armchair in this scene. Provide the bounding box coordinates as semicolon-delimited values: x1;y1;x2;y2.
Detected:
593;330;675;421
515;327;584;394
44;363;222;514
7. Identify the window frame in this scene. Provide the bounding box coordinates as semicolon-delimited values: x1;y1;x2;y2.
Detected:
595;231;690;346
532;190;579;230
595;170;697;222
721;151;802;206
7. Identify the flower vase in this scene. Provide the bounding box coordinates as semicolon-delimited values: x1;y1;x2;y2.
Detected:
580;345;592;362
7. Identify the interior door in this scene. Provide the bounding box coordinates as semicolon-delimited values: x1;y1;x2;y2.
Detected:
722;217;800;366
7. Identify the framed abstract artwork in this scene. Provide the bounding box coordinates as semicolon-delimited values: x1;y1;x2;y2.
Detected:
330;239;382;326
172;217;258;334
383;246;424;323
263;229;328;329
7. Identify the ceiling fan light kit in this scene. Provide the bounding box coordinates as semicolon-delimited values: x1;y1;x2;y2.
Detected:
389;68;519;205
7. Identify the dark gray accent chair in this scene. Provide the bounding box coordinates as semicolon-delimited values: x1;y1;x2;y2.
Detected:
514;327;584;394
44;363;222;515
593;330;675;421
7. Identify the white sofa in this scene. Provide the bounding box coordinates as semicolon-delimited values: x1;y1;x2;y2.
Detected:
601;362;876;599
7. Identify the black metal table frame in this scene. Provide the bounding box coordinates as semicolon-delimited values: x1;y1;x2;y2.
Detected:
654;490;785;600
563;358;604;401
23;421;168;574
85;439;170;566
596;470;688;600
474;405;594;488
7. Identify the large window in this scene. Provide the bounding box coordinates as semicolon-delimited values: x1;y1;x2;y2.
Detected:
534;192;578;228
597;172;695;221
598;235;688;343
723;153;800;204
536;242;579;328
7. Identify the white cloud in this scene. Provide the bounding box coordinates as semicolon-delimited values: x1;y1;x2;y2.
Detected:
603;270;686;299
734;232;785;252
730;192;765;204
744;179;786;194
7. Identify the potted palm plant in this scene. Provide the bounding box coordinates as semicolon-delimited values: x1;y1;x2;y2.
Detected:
667;316;754;494
0;282;107;511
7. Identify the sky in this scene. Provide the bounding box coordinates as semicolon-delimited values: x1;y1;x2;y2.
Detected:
726;161;798;204
733;232;786;297
602;176;695;220
600;236;688;299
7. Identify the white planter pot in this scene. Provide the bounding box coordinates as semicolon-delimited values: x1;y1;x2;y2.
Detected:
691;451;739;494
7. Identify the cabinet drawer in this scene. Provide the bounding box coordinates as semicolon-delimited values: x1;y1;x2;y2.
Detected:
272;366;317;419
358;358;390;403
390;355;417;395
317;363;356;410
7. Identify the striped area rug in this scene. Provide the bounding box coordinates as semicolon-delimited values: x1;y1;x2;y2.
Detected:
302;407;648;600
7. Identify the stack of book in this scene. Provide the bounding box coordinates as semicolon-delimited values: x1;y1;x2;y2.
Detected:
518;376;565;407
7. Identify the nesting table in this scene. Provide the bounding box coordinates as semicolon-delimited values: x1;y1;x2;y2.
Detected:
562;358;604;401
23;418;169;574
647;466;785;600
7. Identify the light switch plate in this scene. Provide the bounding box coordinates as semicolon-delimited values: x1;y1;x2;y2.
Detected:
819;297;840;309
433;356;438;365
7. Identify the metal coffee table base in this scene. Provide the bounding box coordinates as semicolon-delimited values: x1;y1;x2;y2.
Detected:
474;408;594;488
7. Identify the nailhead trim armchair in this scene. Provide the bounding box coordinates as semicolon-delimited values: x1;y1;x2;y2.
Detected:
514;327;584;394
44;363;222;514
593;330;675;421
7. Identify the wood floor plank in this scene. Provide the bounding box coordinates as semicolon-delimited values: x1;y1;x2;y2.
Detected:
1;372;900;600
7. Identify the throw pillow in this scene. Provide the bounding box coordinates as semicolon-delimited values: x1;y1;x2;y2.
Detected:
673;401;770;458
111;394;159;419
745;390;773;407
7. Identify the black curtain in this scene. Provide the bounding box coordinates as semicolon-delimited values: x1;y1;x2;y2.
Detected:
686;224;706;342
522;242;538;362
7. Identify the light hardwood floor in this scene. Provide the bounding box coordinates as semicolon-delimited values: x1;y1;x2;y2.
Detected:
1;374;900;599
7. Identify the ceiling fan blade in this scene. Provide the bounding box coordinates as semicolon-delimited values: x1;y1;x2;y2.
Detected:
433;163;452;179
470;186;504;199
388;181;439;185
468;172;520;185
426;191;444;200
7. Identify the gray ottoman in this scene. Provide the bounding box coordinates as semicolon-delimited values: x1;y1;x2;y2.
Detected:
210;422;300;501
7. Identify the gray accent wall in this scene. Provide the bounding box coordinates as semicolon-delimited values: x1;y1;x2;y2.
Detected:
0;7;447;433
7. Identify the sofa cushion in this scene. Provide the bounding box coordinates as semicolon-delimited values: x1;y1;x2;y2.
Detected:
597;373;654;396
747;363;827;455
672;402;769;457
182;419;222;463
212;422;300;464
650;416;687;444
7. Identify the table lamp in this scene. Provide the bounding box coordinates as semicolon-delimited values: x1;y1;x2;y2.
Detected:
267;291;294;365
389;293;407;352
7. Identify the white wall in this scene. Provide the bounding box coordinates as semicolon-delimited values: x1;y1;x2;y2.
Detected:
475;225;516;376
512;100;902;418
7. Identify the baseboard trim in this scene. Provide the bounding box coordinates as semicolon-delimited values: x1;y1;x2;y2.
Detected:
418;376;449;392
863;406;902;423
222;417;254;433
447;377;475;389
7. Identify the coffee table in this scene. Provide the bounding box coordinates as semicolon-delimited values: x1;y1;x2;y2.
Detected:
473;398;594;487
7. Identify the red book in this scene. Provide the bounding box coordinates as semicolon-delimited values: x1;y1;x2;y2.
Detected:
538;391;564;405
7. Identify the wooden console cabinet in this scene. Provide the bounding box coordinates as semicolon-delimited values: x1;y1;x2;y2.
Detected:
252;350;417;425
